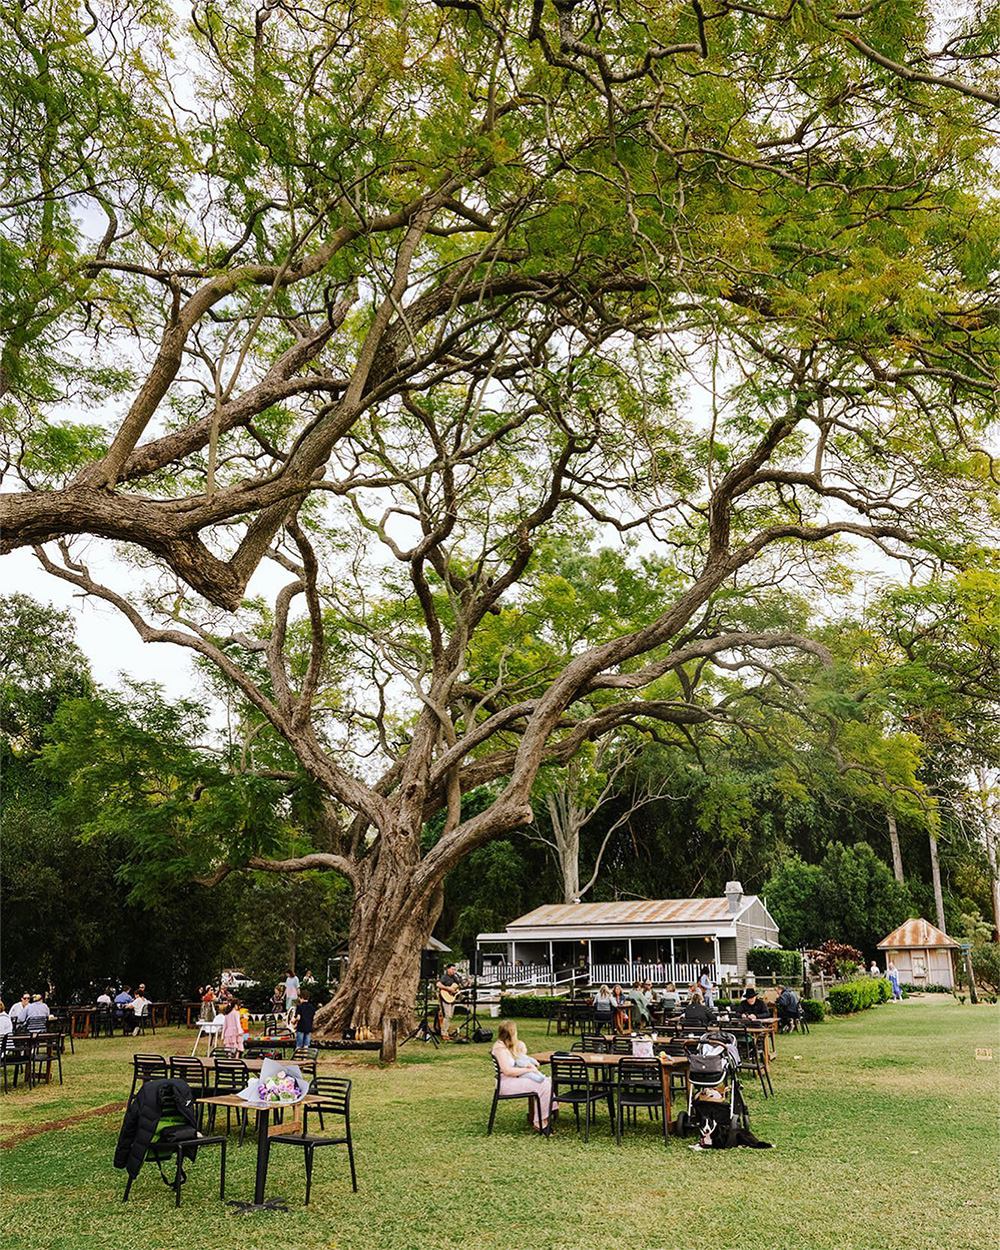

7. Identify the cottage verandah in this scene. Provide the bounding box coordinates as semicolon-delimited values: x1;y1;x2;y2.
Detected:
476;883;780;988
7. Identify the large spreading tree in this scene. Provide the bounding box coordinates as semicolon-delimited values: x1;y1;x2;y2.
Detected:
2;1;997;1054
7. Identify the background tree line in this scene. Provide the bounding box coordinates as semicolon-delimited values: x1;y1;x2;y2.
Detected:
3;587;995;1000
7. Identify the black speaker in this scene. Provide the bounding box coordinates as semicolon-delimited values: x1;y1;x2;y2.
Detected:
420;950;439;980
473;1027;493;1043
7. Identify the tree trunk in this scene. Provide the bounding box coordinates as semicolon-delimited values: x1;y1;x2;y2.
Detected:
312;857;443;1062
887;808;904;884
928;827;947;933
560;837;581;905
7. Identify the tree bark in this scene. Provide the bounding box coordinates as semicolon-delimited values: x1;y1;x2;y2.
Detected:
311;857;444;1062
928;827;947;933
887;808;904;884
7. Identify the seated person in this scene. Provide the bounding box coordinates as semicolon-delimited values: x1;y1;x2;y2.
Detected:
681;989;712;1027
626;981;651;1025
736;988;772;1020
774;984;801;1027
491;1020;555;1132
659;982;681;1009
593;983;615;1027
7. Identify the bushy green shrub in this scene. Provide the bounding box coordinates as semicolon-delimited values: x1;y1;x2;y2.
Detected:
746;947;801;977
900;982;951;994
801;998;826;1023
498;995;562;1018
827;977;890;1014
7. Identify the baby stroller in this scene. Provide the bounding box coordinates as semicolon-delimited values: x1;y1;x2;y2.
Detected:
675;1030;748;1138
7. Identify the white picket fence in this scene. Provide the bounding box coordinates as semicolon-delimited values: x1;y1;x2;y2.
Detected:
479;961;713;988
590;962;710;987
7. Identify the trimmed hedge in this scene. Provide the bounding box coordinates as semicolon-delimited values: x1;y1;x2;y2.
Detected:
801;998;826;1023
827;977;890;1014
746;947;802;978
498;995;562;1018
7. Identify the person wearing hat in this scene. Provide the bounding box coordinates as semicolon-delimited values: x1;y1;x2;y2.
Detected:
736;987;772;1020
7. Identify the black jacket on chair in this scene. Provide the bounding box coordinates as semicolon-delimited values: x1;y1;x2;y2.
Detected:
114;1078;198;1179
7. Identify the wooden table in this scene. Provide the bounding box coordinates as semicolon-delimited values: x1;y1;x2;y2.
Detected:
531;1051;690;1135
69;1008;94;1038
197;1093;322;1212
199;1056;321;1074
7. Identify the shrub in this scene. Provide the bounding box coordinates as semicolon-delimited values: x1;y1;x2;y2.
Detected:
801;998;826;1023
900;982;951;994
498;995;562;1018
746;947;801;978
808;940;865;978
827;977;890;1014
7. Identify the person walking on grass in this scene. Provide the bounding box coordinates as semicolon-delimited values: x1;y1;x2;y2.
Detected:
284;968;300;1015
293;990;317;1049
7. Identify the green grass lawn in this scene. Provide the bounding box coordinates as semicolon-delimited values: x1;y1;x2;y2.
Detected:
1;996;997;1250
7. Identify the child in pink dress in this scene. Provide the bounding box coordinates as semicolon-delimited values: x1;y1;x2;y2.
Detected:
220;1003;244;1055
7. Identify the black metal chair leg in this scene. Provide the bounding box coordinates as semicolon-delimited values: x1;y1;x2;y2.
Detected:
123;1176;134;1203
220;1140;227;1199
304;1146;314;1205
487;1091;499;1134
347;1130;357;1192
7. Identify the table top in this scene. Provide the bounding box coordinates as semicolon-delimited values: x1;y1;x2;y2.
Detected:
199;1057;317;1073
531;1051;689;1068
197;1092;323;1110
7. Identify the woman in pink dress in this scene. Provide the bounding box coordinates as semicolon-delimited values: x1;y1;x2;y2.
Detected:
491;1020;556;1133
220;1003;244;1055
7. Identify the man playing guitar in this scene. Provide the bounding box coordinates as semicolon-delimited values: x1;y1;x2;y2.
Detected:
436;963;467;1040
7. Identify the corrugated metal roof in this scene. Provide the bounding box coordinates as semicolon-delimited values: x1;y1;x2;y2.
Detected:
508;899;741;928
877;917;959;949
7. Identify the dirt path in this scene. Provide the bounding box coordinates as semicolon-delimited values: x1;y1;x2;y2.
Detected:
1;1100;127;1149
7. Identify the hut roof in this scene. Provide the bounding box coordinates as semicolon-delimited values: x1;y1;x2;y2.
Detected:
877;917;959;950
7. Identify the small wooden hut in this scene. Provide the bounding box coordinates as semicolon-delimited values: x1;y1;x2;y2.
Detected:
877;917;959;989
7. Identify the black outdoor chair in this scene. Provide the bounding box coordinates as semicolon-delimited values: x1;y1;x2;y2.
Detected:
128;1053;168;1105
269;1075;357;1201
133;1005;155;1036
486;1055;546;1136
1;1034;36;1090
730;1026;773;1097
169;1057;209;1119
292;1046;319;1081
29;1034;63;1086
653;1040;693;1103
610;1036;633;1055
121;1082;227;1208
778;1006;809;1034
615;1059;668;1146
206;1058;249;1140
94;1007;115;1039
581;1033;610;1053
549;1056;608;1142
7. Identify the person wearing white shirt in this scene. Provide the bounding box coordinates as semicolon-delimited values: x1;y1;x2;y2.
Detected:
0;1001;12;1037
9;994;30;1025
284;970;300;1014
97;987;112;1005
23;996;52;1032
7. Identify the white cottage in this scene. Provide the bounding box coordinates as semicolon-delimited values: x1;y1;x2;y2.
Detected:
877;917;959;989
476;882;780;986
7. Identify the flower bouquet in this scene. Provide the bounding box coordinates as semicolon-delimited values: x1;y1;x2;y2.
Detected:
238;1056;310;1108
